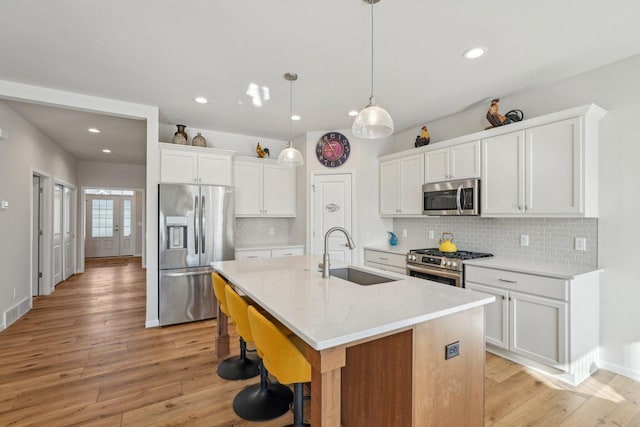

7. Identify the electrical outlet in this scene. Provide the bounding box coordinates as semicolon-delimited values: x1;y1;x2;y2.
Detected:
428;230;435;239
575;237;586;251
445;341;460;360
520;234;529;247
402;229;407;238
269;227;275;236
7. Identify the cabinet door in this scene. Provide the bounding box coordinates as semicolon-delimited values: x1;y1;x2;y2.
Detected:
424;147;450;183
263;164;296;216
160;149;198;184
466;282;509;349
525;118;582;215
271;247;304;257
481;131;525;216
379;159;400;215
398;154;425;214
233;161;263;216
450;141;480;180
510;291;567;370
198;152;232;185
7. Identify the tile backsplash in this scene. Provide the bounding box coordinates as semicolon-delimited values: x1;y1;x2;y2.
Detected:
394;217;598;268
235;218;296;247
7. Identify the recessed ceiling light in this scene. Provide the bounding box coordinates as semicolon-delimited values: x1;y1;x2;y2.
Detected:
348;110;359;117
291;114;301;121
194;97;208;104
102;149;111;153
88;128;101;133
463;47;487;59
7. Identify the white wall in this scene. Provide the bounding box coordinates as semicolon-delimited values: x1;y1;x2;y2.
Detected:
393;53;640;380
0;100;77;329
296;129;393;263
77;160;146;189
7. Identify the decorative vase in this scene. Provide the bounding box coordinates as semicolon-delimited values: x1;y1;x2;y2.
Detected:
388;231;398;246
172;124;189;145
192;132;207;147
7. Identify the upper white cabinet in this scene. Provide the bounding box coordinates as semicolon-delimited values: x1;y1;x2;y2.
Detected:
482;105;605;217
424;140;480;183
379;153;424;216
160;143;234;185
233;157;296;217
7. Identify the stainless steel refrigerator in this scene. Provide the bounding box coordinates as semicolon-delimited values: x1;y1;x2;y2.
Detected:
158;184;235;326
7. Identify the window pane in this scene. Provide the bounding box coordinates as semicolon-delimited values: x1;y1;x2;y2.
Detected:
91;199;114;238
123;200;132;237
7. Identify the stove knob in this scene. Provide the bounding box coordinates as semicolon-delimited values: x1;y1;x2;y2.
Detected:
446;261;452;266
452;261;458;267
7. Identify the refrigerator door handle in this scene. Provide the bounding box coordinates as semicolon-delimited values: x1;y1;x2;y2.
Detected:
201;195;206;254
194;195;199;254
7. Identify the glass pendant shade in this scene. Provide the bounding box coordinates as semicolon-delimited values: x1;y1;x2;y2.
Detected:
277;141;304;166
352;97;394;139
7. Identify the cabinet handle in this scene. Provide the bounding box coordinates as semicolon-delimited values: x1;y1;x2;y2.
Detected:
501;295;505;300
247;256;258;258
379;257;389;261
498;278;517;284
282;253;293;256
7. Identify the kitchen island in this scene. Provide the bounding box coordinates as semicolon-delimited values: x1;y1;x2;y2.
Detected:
212;255;494;427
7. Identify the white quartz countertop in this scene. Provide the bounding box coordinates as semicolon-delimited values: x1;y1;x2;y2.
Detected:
236;244;305;251
463;257;602;279
212;255;494;351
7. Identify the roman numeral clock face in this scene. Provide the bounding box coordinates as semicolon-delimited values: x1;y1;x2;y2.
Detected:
316;132;350;167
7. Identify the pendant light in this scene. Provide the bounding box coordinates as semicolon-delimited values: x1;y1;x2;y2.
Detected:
352;0;394;139
277;72;304;167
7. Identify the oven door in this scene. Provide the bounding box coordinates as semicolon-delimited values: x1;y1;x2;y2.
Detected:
406;263;463;287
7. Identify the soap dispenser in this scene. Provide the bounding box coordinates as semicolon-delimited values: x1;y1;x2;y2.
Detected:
388;231;398;246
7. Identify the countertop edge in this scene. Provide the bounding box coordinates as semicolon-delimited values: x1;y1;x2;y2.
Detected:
236;244;305;251
463;258;603;279
363;245;411;256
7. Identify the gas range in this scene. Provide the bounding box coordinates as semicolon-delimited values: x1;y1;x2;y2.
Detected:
407;248;494;271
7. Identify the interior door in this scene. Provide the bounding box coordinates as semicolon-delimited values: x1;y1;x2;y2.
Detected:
86;195;120;258
53;184;63;285
63;186;75;279
119;196;135;256
312;173;353;263
32;176;42;295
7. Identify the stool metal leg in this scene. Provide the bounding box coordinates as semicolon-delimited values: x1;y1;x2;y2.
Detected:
285;382;310;427
232;359;293;421
216;337;260;380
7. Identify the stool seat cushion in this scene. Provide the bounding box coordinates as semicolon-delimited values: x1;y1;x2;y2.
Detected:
247;306;311;385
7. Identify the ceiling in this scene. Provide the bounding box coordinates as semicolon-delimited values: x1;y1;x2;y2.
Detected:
1;0;640;165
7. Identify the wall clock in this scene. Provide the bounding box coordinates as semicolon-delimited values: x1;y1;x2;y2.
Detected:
316;132;350;167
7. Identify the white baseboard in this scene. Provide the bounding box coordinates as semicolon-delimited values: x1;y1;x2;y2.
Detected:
599;359;640;382
3;296;31;330
145;319;160;328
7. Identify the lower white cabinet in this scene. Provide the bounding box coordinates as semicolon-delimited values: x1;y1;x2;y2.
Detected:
364;249;407;275
465;264;598;385
235;246;304;260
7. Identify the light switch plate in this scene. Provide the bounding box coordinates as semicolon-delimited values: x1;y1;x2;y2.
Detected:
1;200;8;209
0;128;6;140
575;237;586;251
520;234;529;246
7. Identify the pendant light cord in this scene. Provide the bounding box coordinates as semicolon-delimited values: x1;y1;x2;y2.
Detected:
289;78;293;147
370;0;374;101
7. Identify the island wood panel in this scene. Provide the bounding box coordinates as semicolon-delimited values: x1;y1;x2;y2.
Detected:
306;346;346;427
340;329;413;427
413;306;485;426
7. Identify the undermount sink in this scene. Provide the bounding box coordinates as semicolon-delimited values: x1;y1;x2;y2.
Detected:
329;267;398;286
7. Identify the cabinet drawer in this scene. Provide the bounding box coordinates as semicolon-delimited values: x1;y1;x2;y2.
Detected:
271;247;304;257
365;261;407;275
465;265;568;301
364;250;406;269
235;250;271;259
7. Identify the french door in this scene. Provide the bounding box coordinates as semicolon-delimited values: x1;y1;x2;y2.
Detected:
85;195;134;258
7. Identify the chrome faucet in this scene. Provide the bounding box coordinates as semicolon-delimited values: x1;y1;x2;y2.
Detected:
321;227;356;278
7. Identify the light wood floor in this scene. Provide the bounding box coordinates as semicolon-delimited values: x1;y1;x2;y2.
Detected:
1;258;639;426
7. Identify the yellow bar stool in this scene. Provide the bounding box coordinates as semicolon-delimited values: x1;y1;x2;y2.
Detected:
212;272;259;380
247;305;311;427
225;284;294;421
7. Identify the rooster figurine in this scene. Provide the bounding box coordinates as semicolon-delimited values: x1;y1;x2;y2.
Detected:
486;98;524;129
256;142;266;158
415;125;431;147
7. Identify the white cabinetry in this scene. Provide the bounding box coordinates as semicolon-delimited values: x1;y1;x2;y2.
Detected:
160;143;234;185
482;104;605;217
465;264;599;385
364;249;407;275
233;158;296;217
235;245;304;259
379;153;424;216
424;141;480;183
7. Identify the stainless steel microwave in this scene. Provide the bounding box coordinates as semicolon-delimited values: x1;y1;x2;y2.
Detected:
422;178;480;216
